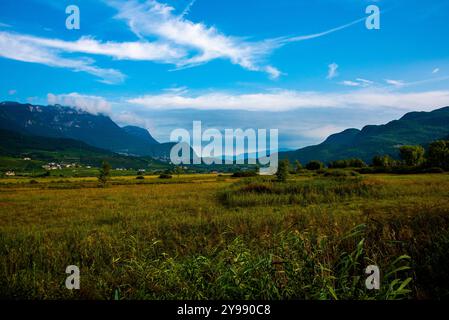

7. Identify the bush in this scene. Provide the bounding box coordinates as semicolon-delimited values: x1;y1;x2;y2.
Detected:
427;140;449;170
329;159;367;169
136;176;145;180
422;167;445;174
159;174;173;179
306;160;325;171
324;170;360;178
399;145;425;166
276;159;290;182
372;155;396;168
231;171;258;178
98;161;111;187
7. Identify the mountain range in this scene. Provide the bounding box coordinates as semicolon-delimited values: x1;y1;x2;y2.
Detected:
0;101;174;158
1;101;449;167
281;106;449;164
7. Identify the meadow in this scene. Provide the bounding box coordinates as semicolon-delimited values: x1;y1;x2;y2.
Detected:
0;172;448;300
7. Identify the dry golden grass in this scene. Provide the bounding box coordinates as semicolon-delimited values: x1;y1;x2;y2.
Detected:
0;173;448;299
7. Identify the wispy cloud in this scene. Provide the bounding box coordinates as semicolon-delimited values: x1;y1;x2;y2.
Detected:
0;0;374;82
433;68;440;74
385;79;405;87
108;0;282;78
181;0;197;18
340;80;361;87
47;93;112;115
327;63;339;79
0;31;125;84
107;0;367;79
340;78;374;87
127;89;449;112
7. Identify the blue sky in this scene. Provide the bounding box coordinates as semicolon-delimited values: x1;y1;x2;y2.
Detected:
1;0;449;149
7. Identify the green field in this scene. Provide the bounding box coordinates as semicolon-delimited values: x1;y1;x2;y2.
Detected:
1;172;448;299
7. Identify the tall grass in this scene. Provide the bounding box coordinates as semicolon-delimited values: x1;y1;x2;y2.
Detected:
0;173;448;299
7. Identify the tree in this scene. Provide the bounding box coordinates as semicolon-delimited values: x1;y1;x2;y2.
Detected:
174;166;184;178
348;158;367;168
427;140;449;170
276;159;290;182
329;159;348;169
98;161;111;187
399;145;425;167
306;160;324;171
294;160;303;173
372;155;395;167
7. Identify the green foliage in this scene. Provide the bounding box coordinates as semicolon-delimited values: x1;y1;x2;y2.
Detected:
159;173;173;179
98;161;111;187
306;160;325;171
280;106;449;164
427;140;449;170
231;171;258;178
220;175;376;207
329;158;367;169
276;159;290;182
294;160;303;173
372;155;396;168
399;145;425;166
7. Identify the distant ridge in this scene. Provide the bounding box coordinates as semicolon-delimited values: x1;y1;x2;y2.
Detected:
0;101;174;158
281;106;449;164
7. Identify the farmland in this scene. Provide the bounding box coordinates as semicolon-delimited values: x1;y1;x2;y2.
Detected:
0;172;449;299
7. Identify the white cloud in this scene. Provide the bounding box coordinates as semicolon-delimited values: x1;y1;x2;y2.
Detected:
340;80;361;87
47;93;112;115
340;78;374;87
0;1;368;81
356;78;374;85
385;79;405;87
8;89;17;95
108;0;282;77
108;0;366;79
127;89;449;112
432;68;440;74
181;0;197;18
0;31;125;84
327;63;339;79
15;33;186;63
302;125;348;140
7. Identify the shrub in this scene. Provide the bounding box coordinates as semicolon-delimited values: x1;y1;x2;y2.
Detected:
231;171;258;178
159;173;173;179
324;170;359;178
98;161;111;187
136;176;145;180
294;160;303;173
399;145;425;166
329;159;366;169
306;160;324;171
372;155;396;168
422;167;445;174
426;140;449;170
276;159;290;182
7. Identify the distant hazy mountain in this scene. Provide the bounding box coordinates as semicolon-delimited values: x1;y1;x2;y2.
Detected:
281;106;449;164
0;102;173;158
